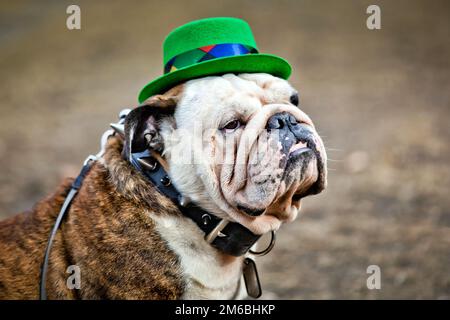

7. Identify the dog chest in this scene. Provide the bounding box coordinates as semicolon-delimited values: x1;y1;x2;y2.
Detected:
150;212;246;299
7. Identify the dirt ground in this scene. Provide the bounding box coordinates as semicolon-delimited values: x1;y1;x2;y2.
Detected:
0;0;449;299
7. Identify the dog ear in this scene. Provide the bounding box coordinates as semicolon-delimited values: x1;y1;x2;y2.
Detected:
123;86;182;160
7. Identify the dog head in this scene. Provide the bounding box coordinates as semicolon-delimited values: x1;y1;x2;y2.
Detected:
124;73;327;234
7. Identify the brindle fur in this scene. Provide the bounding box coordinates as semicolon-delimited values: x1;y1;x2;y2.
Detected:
0;136;185;299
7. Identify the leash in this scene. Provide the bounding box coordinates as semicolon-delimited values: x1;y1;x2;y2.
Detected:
39;114;121;300
39;155;96;300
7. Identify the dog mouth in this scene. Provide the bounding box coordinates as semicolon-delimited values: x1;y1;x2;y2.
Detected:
288;140;311;159
289;138;326;201
236;137;325;218
236;205;266;217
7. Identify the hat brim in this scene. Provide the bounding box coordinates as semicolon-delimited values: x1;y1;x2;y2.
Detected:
138;53;292;103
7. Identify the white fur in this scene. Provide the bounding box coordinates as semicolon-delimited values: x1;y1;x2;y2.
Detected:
150;212;247;299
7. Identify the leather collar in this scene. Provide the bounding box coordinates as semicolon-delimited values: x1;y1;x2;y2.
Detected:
130;149;262;257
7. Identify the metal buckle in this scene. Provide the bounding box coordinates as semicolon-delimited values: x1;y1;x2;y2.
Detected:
204;220;229;244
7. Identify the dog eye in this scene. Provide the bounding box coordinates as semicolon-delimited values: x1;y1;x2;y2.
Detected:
222;120;241;132
290;93;299;106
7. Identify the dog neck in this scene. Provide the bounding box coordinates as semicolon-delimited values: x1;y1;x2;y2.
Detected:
102;136;252;298
102;136;262;257
102;136;181;213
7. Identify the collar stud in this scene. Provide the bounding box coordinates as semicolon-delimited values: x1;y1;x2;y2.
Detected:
160;175;171;187
201;214;211;225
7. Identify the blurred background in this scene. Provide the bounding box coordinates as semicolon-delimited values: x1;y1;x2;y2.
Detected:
0;0;449;299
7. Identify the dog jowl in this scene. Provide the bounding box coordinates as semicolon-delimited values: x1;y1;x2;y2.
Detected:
0;73;326;299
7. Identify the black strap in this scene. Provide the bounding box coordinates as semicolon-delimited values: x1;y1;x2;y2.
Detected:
130;150;261;257
39;160;94;300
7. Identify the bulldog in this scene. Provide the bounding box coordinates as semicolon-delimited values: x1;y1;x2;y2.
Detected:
0;73;326;299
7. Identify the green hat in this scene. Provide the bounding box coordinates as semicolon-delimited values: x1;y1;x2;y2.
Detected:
138;17;292;103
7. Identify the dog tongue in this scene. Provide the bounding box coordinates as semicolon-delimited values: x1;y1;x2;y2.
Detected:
288;141;308;154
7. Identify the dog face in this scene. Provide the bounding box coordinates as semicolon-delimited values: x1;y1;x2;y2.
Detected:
125;73;326;234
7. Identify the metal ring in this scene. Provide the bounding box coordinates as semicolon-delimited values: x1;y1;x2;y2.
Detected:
83;155;97;166
249;230;276;256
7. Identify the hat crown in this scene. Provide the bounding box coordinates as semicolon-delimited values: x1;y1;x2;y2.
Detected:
163;17;258;66
138;17;291;103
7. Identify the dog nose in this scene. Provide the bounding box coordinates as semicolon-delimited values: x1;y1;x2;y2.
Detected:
266;112;298;155
266;112;315;155
266;112;298;130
